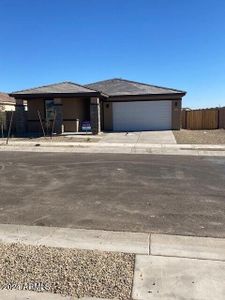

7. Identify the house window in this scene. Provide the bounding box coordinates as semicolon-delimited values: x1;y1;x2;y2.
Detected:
45;99;55;121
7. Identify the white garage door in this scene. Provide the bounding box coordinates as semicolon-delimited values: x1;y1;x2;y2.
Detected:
112;101;172;131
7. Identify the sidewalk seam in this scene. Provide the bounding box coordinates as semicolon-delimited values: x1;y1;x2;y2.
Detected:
150;253;225;263
148;233;151;255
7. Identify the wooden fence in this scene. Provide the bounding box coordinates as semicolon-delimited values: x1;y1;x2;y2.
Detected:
182;107;225;130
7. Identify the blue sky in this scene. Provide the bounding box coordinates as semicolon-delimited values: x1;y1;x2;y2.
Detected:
0;0;225;108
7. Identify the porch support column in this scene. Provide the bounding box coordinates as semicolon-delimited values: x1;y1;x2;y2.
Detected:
15;99;26;135
54;98;63;134
90;97;101;134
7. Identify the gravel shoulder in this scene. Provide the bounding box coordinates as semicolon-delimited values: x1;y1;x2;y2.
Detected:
173;129;225;144
0;243;134;300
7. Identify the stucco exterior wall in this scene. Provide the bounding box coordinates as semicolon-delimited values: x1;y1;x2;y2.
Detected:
90;97;101;134
27;99;45;120
27;99;45;132
62;98;90;131
103;102;113;131
171;99;182;130
26;96;182;133
0;104;15;111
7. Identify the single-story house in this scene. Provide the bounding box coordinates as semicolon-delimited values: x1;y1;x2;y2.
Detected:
0;92;16;111
9;78;186;134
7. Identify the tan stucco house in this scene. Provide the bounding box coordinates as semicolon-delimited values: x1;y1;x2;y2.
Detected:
0;92;16;111
10;78;186;135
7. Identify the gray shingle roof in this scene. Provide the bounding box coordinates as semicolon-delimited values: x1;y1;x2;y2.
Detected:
10;82;99;96
10;78;186;99
86;78;186;96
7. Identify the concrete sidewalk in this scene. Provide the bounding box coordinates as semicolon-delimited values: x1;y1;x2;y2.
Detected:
0;290;108;300
99;131;177;144
0;224;225;300
1;140;225;156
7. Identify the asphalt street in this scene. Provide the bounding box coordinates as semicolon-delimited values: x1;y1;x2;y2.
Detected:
0;152;224;237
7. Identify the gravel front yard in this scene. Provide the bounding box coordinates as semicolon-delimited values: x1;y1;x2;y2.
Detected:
0;243;134;300
173;129;225;144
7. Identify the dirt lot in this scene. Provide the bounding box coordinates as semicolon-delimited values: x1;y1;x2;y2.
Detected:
173;129;225;144
1;135;101;143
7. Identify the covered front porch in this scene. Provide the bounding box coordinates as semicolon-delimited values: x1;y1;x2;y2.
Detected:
10;82;107;136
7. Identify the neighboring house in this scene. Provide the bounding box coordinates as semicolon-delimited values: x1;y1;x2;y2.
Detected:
0;92;16;111
10;78;186;134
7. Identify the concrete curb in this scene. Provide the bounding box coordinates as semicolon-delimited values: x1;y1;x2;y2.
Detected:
151;233;225;261
1;140;225;149
0;224;224;261
0;224;149;255
1;143;225;156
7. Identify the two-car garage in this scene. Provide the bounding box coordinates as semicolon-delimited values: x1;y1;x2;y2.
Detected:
112;100;172;131
88;78;185;133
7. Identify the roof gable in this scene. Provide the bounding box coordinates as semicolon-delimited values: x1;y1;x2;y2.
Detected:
86;78;186;96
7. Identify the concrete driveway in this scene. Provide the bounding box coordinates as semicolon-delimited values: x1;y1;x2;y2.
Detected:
100;130;176;144
0;152;224;238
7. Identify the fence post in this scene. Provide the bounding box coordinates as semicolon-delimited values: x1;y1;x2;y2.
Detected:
185;111;188;129
217;108;220;129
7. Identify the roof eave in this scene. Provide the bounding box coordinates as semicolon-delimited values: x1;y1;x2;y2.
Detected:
9;91;109;99
107;92;186;98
